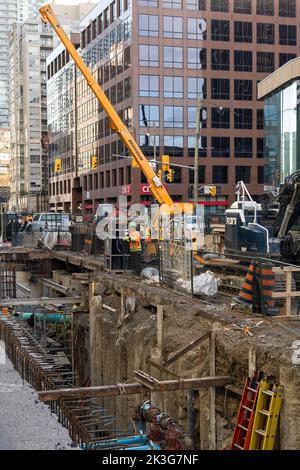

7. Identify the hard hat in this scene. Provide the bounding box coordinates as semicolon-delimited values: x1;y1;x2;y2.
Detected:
128;221;136;229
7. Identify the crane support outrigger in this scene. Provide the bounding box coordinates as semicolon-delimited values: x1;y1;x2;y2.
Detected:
40;4;173;207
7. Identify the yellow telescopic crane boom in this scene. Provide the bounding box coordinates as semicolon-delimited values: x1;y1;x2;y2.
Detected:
40;4;173;206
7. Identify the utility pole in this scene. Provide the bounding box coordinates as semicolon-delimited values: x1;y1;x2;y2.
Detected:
194;99;205;204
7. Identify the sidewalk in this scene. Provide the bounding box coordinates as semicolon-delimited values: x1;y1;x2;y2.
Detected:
0;357;76;450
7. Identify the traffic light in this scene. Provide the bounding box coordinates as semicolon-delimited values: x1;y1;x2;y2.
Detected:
209;186;217;197
162;154;170;172
157;169;162;181
54;159;62;173
91;155;98;169
166;169;174;182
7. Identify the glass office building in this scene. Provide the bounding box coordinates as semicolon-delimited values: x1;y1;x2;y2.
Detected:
258;57;300;188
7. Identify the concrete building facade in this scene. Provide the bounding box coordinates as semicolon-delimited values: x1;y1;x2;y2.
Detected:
0;128;11;206
48;0;300;216
9;21;53;212
0;0;44;128
10;2;95;213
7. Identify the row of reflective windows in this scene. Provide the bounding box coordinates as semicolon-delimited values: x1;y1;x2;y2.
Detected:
138;0;296;17
139;45;291;73
139;76;289;102
77;166;264;188
82;0;296;48
139;16;297;46
138;105;263;129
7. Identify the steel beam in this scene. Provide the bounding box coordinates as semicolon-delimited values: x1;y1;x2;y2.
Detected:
38;376;232;402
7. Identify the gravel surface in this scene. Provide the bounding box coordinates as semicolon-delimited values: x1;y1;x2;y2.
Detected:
0;356;77;450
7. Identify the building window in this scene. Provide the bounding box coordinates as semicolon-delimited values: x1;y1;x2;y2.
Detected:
139;104;159;127
162;0;182;8
211;108;230;128
164;76;183;98
257;52;274;72
234;80;252;100
211;79;230;100
234;137;252;158
187;48;207;69
213;166;228;184
163;16;183;39
234;109;253;129
187;77;207;99
279;25;297;46
188;136;207;157
257;109;264;130
257;138;264;158
211;49;230;70
279;0;296;17
212;137;230;158
279;53;296;67
187;18;207;40
139;75;159;97
164;106;183;127
139;134;160;157
236;166;251;183
139;45;159;67
211;20;230;41
188;107;207;129
234;50;252;71
234;0;251;14
234;21;252;42
211;0;228;11
139;0;158;6
164;46;183;68
164;135;184;157
139;15;159;37
187;0;206;8
258;166;264;184
257;0;274;15
257;23;274;44
189;166;206;184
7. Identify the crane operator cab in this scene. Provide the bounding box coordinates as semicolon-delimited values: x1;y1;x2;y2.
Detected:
224;181;280;259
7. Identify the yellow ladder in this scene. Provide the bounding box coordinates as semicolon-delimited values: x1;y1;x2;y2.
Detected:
249;380;284;450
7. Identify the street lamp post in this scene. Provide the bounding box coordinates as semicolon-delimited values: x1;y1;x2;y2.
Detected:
194;99;205;204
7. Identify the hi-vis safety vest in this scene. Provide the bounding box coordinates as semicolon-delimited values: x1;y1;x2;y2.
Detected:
145;226;151;243
129;230;142;252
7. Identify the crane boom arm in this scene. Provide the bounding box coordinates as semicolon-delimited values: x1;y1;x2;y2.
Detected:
40;4;173;206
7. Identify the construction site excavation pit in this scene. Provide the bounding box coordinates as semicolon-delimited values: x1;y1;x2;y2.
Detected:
1;261;300;450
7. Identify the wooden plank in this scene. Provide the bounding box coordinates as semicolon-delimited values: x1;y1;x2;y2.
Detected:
146;359;180;379
272;291;300;299
163;331;210;367
272;267;300;273
0;297;81;306
38;376;232;402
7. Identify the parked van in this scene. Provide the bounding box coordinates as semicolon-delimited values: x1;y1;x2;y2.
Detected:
32;213;70;232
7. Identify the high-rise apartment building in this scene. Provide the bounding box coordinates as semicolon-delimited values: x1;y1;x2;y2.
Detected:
0;128;11;200
9;21;53;212
48;0;300;217
10;2;95;212
0;0;44;128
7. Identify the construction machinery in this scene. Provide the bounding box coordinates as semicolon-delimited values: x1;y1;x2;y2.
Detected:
225;172;300;263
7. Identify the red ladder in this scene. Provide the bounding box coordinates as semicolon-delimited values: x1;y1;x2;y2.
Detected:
230;372;263;450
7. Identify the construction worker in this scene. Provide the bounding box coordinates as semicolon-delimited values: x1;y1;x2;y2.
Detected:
125;221;142;253
144;225;151;243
